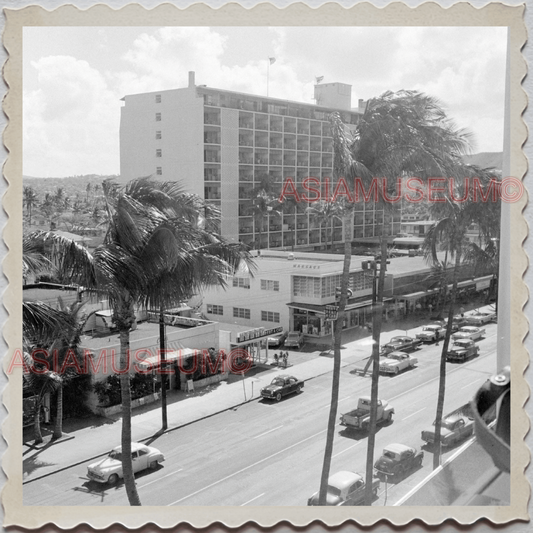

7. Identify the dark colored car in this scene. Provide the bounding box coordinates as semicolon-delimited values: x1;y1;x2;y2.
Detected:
374;443;424;479
446;339;480;363
380;335;421;355
260;374;304;402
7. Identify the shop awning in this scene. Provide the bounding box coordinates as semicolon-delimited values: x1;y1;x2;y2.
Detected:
136;348;196;370
398;289;439;301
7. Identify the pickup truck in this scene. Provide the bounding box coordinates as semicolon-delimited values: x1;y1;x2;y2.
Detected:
284;331;304;349
421;404;474;447
307;471;380;506
340;396;394;431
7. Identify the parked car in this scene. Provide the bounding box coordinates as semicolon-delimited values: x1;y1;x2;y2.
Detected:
307;471;380;505
445;316;469;332
452;326;486;341
379;351;418;375
380;336;420;355
446;339;480;362
416;324;446;343
374;443;424;479
267;331;287;348
87;443;165;484
465;310;497;325
284;331;304;349
260;374;304;401
421;404;474;447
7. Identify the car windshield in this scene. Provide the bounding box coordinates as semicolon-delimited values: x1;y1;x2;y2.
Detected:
424;326;437;331
109;450;123;461
388;353;404;360
326;486;342;497
271;378;285;386
441;419;456;430
383;450;396;459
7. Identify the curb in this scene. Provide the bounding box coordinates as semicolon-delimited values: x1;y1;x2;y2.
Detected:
23;354;364;485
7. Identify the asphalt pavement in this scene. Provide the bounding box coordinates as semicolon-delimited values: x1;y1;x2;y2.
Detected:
22;302;495;485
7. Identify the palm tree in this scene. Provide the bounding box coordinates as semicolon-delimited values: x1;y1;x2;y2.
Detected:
27;177;254;506
248;189;280;249
326;91;473;505
307;200;343;251
423;172;499;468
23;186;39;227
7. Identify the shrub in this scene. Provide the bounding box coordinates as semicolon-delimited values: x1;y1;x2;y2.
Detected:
93;373;157;407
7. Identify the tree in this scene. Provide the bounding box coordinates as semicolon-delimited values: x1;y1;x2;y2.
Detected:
248;189;280;249
23;186;39;227
27;177;254;506
326;90;473;505
307;200;343;251
423;171;499;468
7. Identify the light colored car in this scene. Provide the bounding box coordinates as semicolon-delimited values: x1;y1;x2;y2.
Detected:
379;351;418;375
87;442;165;484
284;331;304;349
416;324;446;343
307;471;380;506
465;310;497;325
380;335;420;355
267;331;287;348
452;326;486;341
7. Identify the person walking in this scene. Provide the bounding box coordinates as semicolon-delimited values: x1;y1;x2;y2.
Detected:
283;352;289;368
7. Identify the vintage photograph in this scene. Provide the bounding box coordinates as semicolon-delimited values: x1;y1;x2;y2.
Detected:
2;1;528;529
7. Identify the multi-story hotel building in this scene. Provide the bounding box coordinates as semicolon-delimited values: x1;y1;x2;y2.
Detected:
120;71;401;250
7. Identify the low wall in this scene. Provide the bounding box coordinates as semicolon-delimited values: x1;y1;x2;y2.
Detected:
94;392;161;417
180;372;229;390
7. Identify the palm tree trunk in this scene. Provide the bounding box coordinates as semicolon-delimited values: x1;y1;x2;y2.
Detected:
118;319;142;506
33;396;43;445
318;218;351;504
364;235;387;505
52;385;63;440
432;250;461;469
159;307;168;430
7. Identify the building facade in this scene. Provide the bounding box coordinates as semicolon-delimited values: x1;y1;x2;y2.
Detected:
119;72;401;250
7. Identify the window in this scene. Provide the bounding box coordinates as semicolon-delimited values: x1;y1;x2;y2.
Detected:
261;279;279;291
156;131;162;140
232;277;250;289
156;167;162;176
155;94;161;103
156;149;162;158
293;276;321;298
156;112;161;121
207;304;223;315
261;311;280;323
233;307;250;319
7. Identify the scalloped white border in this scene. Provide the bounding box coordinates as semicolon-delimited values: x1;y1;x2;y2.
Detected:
2;2;529;528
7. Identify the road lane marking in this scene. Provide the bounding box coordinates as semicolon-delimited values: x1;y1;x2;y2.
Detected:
332;441;362;458
168;429;326;505
138;468;183;489
402;407;426;421
253;425;283;439
241;493;265;506
320;396;351;409
461;378;482;389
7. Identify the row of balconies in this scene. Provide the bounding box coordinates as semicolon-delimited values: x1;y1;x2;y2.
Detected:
238;134;332;151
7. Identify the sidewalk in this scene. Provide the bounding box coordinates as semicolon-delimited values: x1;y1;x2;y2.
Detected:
22;302;494;485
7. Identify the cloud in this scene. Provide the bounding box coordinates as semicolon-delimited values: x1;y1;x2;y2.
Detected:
24;55;120;176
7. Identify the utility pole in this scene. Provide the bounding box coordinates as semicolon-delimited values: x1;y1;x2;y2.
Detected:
159;307;168;430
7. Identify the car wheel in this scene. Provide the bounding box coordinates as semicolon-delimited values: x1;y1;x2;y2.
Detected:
276;392;282;402
150;460;159;469
417;456;423;468
394;367;399;375
296;385;302;394
387;412;393;423
108;473;119;485
373;487;378;497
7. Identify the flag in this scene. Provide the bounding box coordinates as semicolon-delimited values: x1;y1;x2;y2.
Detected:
316;75;324;84
269;57;276;65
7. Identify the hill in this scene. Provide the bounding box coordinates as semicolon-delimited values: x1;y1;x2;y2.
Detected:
463;152;503;172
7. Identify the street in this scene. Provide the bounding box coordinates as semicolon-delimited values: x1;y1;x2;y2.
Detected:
24;323;498;506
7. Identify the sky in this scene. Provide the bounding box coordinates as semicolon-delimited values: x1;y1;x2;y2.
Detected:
23;26;507;178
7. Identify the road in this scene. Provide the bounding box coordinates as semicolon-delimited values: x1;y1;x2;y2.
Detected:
24;323;498;506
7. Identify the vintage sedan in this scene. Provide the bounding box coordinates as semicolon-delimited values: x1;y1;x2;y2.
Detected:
284;331;304;349
87;443;165;484
379;351;418;375
446;339;480;363
267;331;287;348
465;310;497;325
452;326;486;341
380;336;421;355
260;374;304;401
307;471;380;506
374;443;423;479
416;324;446;343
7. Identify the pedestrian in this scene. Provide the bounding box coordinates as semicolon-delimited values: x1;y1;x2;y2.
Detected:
274;353;279;365
460;306;465;318
428;303;433;315
283;352;289;368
